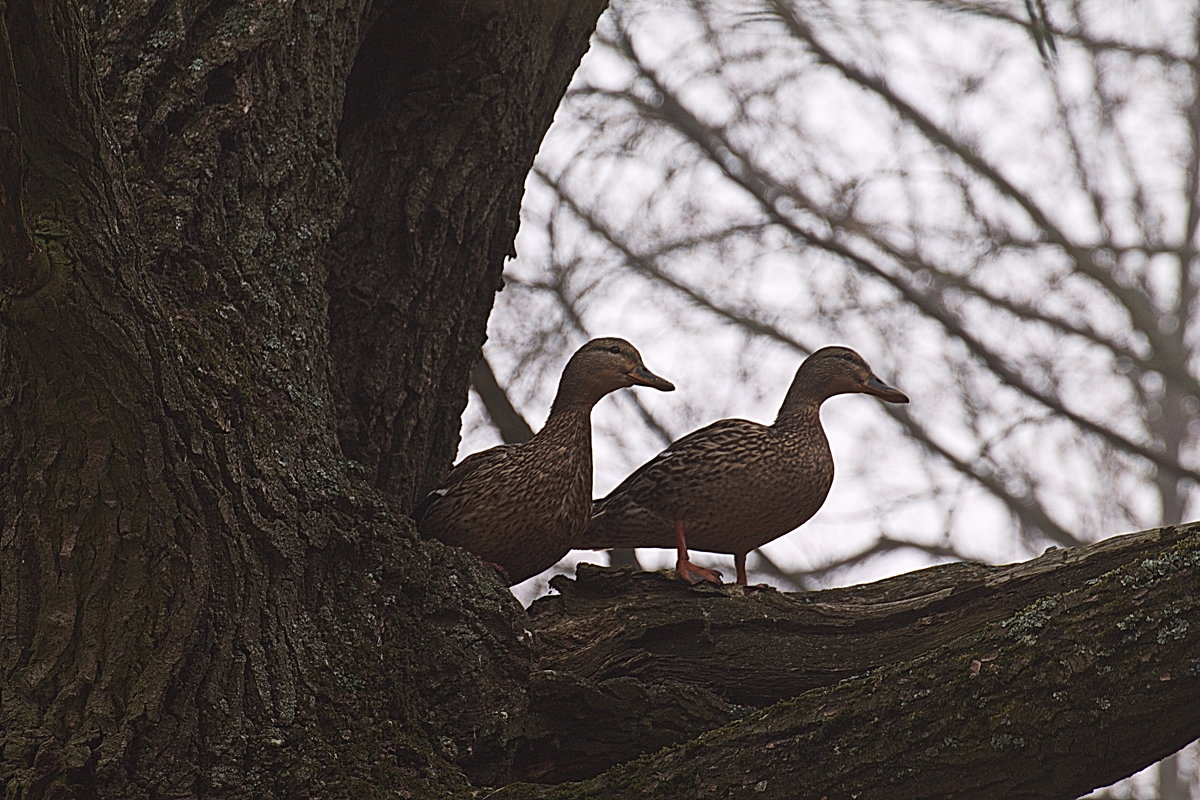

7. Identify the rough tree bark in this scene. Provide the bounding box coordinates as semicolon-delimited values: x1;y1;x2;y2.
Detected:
325;1;599;505
1;3;1196;800
503;524;1200;799
1;1;600;796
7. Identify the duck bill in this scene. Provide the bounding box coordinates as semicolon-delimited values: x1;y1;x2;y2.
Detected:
864;375;908;403
628;365;675;392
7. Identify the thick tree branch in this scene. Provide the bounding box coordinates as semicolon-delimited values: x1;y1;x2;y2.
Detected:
503;523;1200;798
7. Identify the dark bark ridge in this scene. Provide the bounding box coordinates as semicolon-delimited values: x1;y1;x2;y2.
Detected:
0;11;50;296
503;523;1200;798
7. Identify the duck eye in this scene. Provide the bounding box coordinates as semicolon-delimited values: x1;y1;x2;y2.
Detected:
609;345;621;354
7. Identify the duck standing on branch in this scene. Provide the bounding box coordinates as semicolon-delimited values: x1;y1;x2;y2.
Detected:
583;346;908;586
415;338;675;586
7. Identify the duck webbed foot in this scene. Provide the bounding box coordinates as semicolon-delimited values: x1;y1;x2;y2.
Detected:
676;558;723;586
732;553;777;589
673;518;723;585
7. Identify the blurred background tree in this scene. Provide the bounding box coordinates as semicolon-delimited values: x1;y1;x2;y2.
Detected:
462;1;1200;796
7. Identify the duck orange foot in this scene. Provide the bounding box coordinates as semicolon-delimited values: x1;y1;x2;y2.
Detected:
676;559;723;586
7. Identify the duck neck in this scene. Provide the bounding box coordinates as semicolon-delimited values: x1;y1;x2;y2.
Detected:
773;375;828;430
536;399;595;453
548;363;611;418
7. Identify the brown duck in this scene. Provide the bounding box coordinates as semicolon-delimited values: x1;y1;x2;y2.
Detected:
415;338;674;585
583;346;907;586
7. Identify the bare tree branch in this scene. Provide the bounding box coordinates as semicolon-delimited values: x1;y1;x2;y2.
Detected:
599;19;1200;489
472;353;535;444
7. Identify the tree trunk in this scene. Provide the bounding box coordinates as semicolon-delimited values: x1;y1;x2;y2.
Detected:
2;3;1197;800
1;1;602;796
325;1;603;505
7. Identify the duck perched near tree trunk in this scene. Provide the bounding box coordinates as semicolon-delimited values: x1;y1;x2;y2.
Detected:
416;338;674;585
583;346;907;586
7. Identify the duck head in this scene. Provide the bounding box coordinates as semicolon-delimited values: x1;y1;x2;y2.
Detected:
777;346;908;417
802;346;908;403
553;337;675;411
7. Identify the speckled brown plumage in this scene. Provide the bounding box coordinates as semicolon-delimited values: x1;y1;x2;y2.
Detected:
583;346;908;586
415;338;674;586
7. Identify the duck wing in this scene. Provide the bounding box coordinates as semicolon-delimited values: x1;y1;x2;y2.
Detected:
413;443;522;524
585;419;766;547
599;419;762;502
